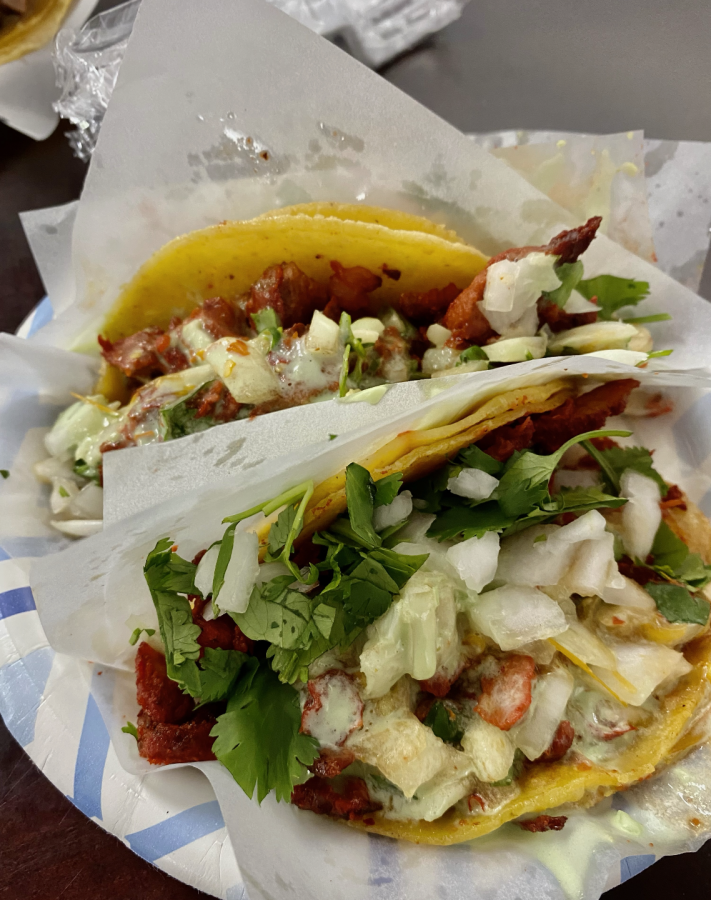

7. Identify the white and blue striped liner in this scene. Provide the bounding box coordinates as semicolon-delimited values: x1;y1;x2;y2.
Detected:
2;298;710;899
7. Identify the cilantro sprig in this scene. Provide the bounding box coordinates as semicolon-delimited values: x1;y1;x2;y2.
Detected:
541;261;585;309
576;274;650;320
581;442;667;495
143;539;251;700
210;657;319;803
426;429;630;542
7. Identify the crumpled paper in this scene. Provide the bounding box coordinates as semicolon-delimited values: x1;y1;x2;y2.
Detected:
53;0;468;159
474;130;711;294
28;356;711;900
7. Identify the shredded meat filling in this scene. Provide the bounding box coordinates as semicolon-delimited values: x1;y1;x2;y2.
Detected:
291;776;381;820
442;217;602;343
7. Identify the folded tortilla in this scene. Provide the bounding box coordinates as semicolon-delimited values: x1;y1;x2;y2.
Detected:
280;376;711;844
0;0;72;66
100;203;488;341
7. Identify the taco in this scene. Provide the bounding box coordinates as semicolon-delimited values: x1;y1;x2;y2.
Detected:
37;205;666;536
129;373;711;844
0;0;72;66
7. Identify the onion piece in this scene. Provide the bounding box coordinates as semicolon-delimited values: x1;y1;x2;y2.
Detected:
619;470;662;561
215;531;260;615
50;519;103;537
461;715;516;783
447;468;499;501
512;668;574;761
599;575;656;611
496;525;574;587
466;585;568;651
194;544;220;597
548;321;638;355
563;533;622;597
373;491;413;532
591;641;692;706
446;531;500;592
483;335;547;362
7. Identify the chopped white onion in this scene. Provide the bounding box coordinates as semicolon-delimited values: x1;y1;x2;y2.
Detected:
373;491;413;532
552;619;616;669
215;531;260;614
462;715;516;782
481;253;559;336
194;544;221;597
447;468;499;501
426;323;452;347
305;309;342;354
548;321;639;355
393;512;436;544
422;346;460;375
445;531;500;592
496;525;575;587
563;291;599;315
591;641;692;706
599;575;657;611
550;509;607;544
483;335;547;362
205;335;280;404
50;519;103;537
512;668;574;760
466;585;568;650
50;478;79;515
68;483;104;520
620;469;662;561
563;533;623;597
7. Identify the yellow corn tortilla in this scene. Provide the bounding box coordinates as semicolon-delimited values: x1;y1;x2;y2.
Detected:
0;0;72;66
262;375;711;844
257;202;466;244
100;207;488;341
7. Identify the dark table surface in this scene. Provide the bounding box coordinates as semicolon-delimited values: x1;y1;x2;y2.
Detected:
2;0;711;897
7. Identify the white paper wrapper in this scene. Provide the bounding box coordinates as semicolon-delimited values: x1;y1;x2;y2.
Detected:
0;0;98;140
20;357;711;900
19;0;711;369
474;130;711;294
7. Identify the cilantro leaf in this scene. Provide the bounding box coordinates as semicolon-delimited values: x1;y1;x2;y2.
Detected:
576;275;649;321
144;539;203;695
161;388;219;440
649;522;711;591
645;582;710;626
457;444;504;476
457;346;487;365
496;429;631;518
211;658;319;803
73;459;101;485
367;547;429;589
374;473;403;508
582;442;667;495
267;505;297;557
423;700;464;744
121;722;139;740
427;502;516;542
541;261;584;309
345;463;381;548
197;648;250;703
409;464;452;514
128;626;155;646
